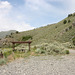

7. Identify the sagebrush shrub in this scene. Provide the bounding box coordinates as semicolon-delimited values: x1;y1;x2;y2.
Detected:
63;20;67;24
72;36;75;46
73;13;75;16
65;28;68;32
69;26;72;30
63;42;74;48
0;58;7;65
68;20;71;23
4;50;12;58
35;42;66;55
68;14;72;17
65;50;69;54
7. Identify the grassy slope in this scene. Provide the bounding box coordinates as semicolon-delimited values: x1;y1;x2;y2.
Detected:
11;14;75;45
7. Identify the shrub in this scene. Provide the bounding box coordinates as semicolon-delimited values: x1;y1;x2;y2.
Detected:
5;35;8;38
35;48;45;54
65;28;68;32
0;58;7;65
65;50;69;54
73;13;75;16
16;31;19;34
63;20;67;24
33;46;37;50
72;36;75;46
55;26;57;28
35;48;41;53
35;42;66;55
11;33;14;35
4;50;12;58
68;14;72;17
40;50;45;54
14;43;20;47
69;26;72;30
22;35;32;41
72;22;75;26
63;42;74;48
9;35;11;38
68;20;71;23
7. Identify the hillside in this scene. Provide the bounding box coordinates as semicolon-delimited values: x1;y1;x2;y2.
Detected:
1;13;75;47
0;30;16;39
9;13;75;45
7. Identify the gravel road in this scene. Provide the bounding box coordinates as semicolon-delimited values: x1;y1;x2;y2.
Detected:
0;53;75;75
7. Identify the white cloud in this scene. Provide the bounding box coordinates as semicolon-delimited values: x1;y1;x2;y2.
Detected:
0;0;75;32
0;17;35;31
63;0;75;13
0;1;12;9
25;0;64;13
0;1;35;32
25;0;75;12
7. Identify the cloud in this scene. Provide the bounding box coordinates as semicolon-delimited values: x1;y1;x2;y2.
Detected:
24;0;75;27
25;0;64;14
0;17;35;31
0;1;35;32
0;0;75;32
0;1;12;9
25;0;75;13
63;0;75;13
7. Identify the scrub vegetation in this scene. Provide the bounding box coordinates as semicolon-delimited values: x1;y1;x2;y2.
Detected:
0;13;75;65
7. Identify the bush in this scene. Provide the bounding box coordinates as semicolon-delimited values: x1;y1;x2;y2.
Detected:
65;28;68;32
63;42;74;48
5;35;8;38
73;13;75;16
68;14;72;17
69;26;72;30
65;50;69;54
11;33;14;35
16;31;19;34
72;36;75;46
68;20;71;23
4;50;12;58
55;26;57;28
0;58;7;65
35;42;66;55
63;20;67;24
14;43;20;47
22;35;32;41
33;46;37;50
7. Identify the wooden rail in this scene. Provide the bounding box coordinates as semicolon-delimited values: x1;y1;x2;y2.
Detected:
12;41;32;51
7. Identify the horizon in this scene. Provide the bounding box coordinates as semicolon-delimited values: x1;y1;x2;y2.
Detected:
0;0;75;32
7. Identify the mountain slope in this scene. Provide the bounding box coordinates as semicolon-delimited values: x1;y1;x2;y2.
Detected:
0;30;16;38
4;13;75;46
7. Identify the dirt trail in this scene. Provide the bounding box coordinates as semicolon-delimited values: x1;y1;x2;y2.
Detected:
69;49;75;55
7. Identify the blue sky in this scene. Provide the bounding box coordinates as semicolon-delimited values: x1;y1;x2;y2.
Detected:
0;0;75;31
